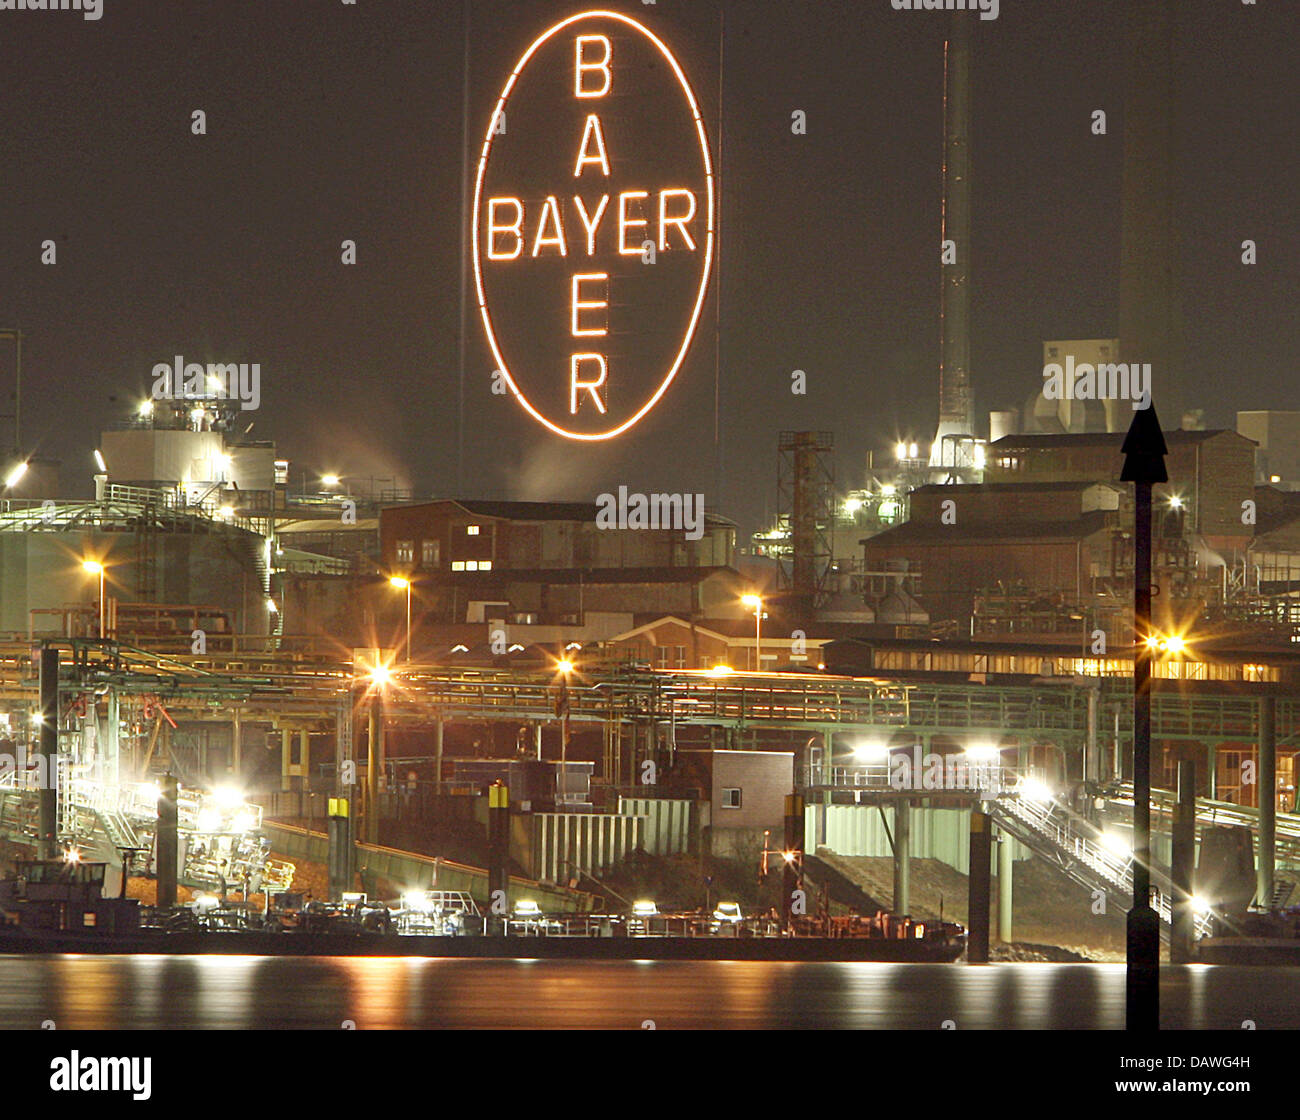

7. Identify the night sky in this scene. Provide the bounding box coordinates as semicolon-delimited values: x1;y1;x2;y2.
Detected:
2;0;1296;535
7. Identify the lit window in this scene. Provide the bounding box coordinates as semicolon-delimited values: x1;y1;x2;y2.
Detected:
396;540;414;564
480;560;492;571
466;525;480;536
721;788;742;809
421;540;440;566
466;560;479;571
451;561;466;572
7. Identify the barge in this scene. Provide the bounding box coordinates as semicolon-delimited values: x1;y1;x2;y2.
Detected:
0;860;966;962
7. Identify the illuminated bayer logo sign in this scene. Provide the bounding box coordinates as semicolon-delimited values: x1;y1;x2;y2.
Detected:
473;10;715;441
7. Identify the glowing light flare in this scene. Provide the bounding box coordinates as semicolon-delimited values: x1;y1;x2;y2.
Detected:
471;9;716;441
1019;778;1054;804
1100;832;1132;857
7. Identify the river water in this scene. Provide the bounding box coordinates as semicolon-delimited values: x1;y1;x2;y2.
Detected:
1;956;1298;1029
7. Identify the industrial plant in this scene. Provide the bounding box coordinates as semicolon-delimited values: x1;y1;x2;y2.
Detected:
0;0;1294;1057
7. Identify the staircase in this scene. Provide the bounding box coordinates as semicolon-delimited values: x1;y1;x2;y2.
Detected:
991;786;1214;939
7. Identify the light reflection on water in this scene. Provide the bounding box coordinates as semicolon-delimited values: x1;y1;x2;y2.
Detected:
0;956;1296;1029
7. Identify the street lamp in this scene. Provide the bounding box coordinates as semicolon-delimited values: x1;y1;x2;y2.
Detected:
389;576;412;662
555;658;573;807
742;593;764;671
82;559;105;638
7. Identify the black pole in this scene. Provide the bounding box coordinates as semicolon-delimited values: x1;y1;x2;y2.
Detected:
488;781;509;932
967;809;991;963
157;772;178;909
328;796;353;901
36;645;58;860
1121;405;1166;1030
1171;759;1195;963
1258;695;1276;909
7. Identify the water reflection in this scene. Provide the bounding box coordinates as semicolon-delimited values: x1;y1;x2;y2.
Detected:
0;957;1297;1029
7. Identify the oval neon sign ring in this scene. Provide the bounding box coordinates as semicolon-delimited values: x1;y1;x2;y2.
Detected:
472;9;716;441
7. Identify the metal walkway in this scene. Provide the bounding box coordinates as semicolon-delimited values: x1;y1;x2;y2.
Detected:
991;784;1213;937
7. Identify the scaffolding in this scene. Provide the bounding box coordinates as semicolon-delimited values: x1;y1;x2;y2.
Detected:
777;431;834;607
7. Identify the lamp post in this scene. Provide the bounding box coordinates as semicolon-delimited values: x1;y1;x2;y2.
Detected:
82;560;105;638
389;576;413;662
742;593;763;672
556;659;573;808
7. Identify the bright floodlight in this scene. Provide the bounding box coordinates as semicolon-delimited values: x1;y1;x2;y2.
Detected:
322;474;340;487
908;442;918;458
556;658;574;674
895;442;908;460
1100;832;1131;857
82;559;104;575
709;664;734;677
1191;895;1213;915
1169;495;1184;510
851;742;888;762
138;399;154;417
265;598;278;613
4;462;27;488
369;663;392;686
1165;635;1186;654
844;497;863;514
1019;777;1053;804
964;744;1000;761
93;449;107;472
741;593;762;609
389;576;410;589
214;786;244;809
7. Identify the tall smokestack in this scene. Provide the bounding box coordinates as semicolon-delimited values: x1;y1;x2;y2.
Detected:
1120;0;1183;428
932;14;974;468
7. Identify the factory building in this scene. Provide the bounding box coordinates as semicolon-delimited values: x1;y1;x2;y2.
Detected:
983;429;1255;552
378;499;740;632
1238;411;1300;491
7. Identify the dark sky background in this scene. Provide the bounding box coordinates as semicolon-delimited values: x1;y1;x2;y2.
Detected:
1;0;1296;536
